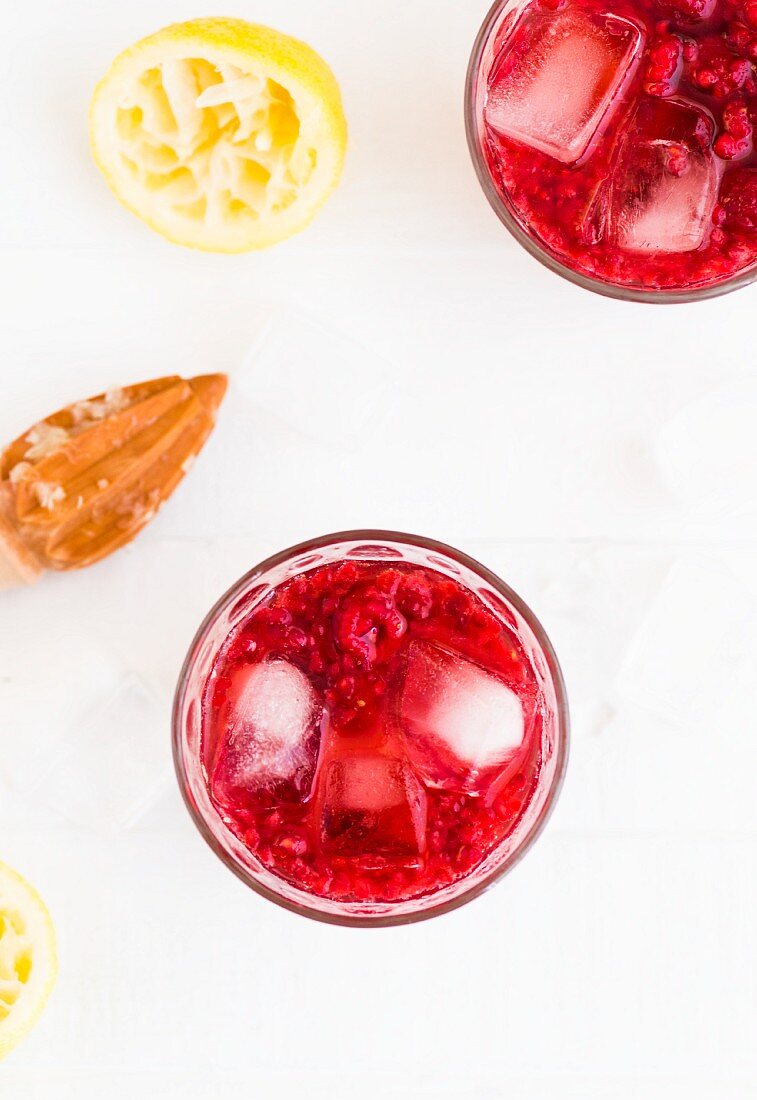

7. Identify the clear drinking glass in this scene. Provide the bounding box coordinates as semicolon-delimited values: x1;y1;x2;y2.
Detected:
173;531;569;926
465;0;757;303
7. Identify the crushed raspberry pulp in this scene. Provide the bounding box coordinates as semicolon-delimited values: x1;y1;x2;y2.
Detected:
201;560;547;905
477;0;757;291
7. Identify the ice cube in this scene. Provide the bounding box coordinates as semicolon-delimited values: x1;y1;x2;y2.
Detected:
398;642;525;791
212;659;321;800
485;4;643;164
656;379;757;517
608;98;720;253
22;675;171;832
320;755;427;859
0;613;124;793
615;555;753;730
237;309;389;450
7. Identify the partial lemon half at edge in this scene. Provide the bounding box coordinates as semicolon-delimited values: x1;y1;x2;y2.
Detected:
0;861;57;1060
89;18;348;252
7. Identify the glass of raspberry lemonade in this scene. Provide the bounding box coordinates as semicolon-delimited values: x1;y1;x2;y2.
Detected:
466;0;757;299
173;532;568;925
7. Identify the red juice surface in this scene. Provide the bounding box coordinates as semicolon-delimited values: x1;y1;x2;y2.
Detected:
200;559;548;906
473;0;757;292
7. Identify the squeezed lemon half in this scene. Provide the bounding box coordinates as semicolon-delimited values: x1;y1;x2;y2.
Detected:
0;861;57;1060
89;18;348;251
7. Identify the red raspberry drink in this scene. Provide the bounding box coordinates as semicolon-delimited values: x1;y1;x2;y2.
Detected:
466;0;757;298
173;533;568;925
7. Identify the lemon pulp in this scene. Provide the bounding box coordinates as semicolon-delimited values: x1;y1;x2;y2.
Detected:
0;861;57;1060
90;18;347;251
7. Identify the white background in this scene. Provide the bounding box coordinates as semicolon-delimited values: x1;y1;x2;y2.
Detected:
2;1;757;1096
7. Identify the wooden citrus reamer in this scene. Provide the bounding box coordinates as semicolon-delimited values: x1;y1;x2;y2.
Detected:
0;374;227;589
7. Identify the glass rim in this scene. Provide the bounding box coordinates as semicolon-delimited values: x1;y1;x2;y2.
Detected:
172;529;570;928
463;0;757;305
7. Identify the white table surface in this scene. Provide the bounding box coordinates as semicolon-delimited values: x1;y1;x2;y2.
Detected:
2;1;757;1096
